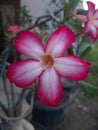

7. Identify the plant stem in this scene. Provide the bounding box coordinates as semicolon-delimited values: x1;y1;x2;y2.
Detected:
0;45;11;77
80;81;98;89
14;89;26;116
2;75;11;116
0;101;8;115
10;84;15;116
0;118;4;130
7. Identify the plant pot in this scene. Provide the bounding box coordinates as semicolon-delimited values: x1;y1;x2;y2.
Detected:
27;90;71;128
63;81;80;97
63;81;80;107
63;81;79;91
26;82;80;128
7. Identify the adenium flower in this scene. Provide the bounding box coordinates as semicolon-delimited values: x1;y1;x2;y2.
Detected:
7;25;21;34
82;1;98;42
7;26;90;106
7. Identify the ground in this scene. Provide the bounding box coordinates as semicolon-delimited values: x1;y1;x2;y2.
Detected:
46;90;98;130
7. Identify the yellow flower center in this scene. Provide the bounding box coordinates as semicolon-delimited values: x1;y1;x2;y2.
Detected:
89;16;95;24
40;54;54;69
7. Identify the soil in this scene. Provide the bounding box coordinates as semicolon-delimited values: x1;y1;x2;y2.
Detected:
47;91;98;130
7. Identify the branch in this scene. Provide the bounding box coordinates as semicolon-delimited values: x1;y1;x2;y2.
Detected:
80;81;98;89
9;7;63;41
2;75;12;116
35;15;51;24
49;12;62;23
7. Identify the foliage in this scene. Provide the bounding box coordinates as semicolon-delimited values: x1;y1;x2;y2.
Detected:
80;43;98;98
17;5;33;27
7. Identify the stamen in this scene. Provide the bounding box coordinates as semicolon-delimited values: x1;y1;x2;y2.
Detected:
40;54;54;69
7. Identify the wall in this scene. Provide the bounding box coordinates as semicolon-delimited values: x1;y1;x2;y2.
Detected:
21;0;83;19
0;0;20;23
21;0;51;18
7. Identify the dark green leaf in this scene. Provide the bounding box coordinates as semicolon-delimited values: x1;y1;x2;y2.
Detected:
67;48;74;55
80;46;92;58
64;2;69;20
69;0;80;12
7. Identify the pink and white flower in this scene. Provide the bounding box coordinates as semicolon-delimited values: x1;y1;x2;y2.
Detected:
82;1;98;42
7;25;21;34
7;26;90;106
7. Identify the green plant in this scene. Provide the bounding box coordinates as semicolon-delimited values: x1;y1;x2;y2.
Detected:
80;43;98;98
17;5;33;27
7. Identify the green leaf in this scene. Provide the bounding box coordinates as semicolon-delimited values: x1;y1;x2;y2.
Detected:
67;48;74;55
65;18;83;34
64;2;69;20
69;0;80;12
80;46;92;58
63;0;80;21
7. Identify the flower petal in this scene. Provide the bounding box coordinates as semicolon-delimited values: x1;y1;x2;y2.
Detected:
94;9;98;17
37;68;63;106
46;26;75;57
7;25;21;34
94;19;98;28
90;25;98;42
82;22;90;35
54;56;91;81
87;1;95;18
7;60;44;88
14;30;45;60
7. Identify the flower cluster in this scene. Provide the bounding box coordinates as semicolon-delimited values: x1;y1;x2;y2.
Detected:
82;1;98;42
5;1;98;107
7;25;21;35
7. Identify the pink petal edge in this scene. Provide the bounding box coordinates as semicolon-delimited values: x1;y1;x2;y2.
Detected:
90;25;98;42
87;1;95;18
